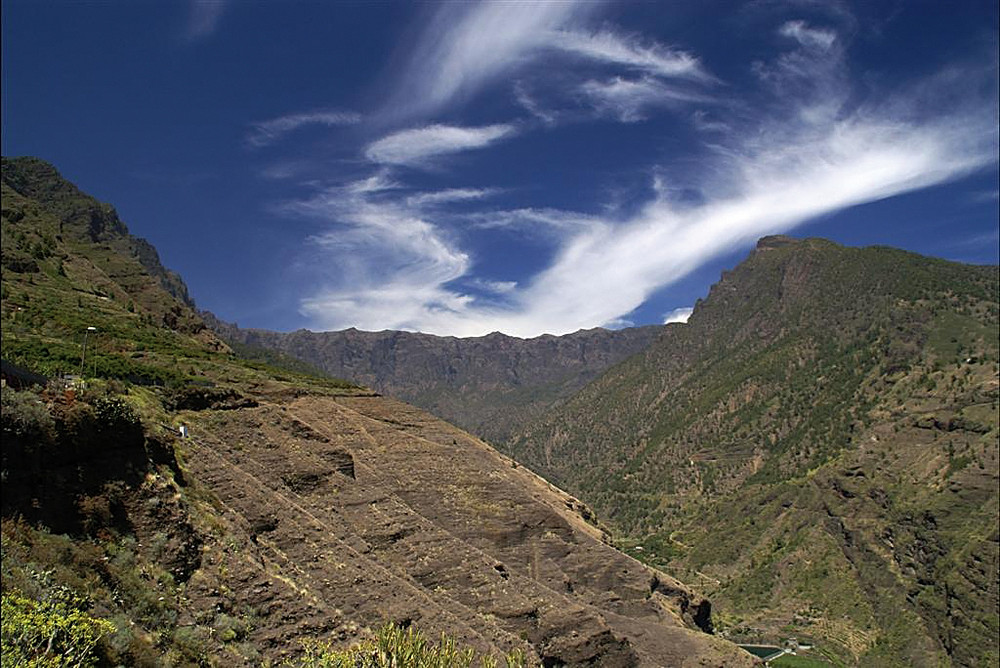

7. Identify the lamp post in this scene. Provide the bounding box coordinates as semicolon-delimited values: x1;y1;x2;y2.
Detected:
80;326;97;377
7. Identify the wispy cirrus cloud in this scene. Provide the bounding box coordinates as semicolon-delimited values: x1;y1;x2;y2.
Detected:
406;188;500;208
551;29;711;80
388;1;602;117
364;123;516;168
185;0;228;41
384;1;721;129
285;178;476;333
463;207;604;238
293;16;996;337
778;20;837;50
580;76;714;122
469;278;519;295
247;110;361;148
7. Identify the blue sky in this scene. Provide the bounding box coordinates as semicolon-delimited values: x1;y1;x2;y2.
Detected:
3;0;997;337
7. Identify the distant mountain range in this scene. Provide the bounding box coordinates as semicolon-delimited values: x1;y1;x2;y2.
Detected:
202;314;662;445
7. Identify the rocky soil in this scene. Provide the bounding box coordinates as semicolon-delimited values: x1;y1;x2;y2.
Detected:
175;384;754;666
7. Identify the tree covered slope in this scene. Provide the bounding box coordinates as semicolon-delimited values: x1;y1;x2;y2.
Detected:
511;235;999;666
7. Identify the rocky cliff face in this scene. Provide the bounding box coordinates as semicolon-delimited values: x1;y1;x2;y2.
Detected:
203;316;663;445
511;236;1000;666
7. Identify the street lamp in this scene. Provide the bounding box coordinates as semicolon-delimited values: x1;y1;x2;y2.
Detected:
80;326;97;377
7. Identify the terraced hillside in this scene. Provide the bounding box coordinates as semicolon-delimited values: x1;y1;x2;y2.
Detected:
511;236;1000;666
171;387;751;665
1;156;754;665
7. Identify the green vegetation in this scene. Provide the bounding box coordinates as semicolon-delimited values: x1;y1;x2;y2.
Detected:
0;156;365;665
293;624;526;668
1;157;358;393
512;236;1000;665
770;654;833;667
1;591;114;667
226;339;344;383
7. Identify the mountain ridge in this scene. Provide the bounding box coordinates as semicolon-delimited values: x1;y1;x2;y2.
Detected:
510;234;999;665
2;156;196;310
202;312;664;445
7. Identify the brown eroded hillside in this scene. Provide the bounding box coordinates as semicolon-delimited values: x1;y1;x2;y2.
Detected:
170;385;753;666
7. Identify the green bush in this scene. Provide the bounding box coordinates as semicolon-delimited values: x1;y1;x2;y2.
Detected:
292;624;526;668
1;387;54;443
91;395;141;431
1;592;114;667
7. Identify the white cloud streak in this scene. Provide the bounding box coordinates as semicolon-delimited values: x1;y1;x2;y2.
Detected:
406;188;500;208
391;2;715;121
185;0;228;41
779;20;837;50
469;278;519;295
464;208;605;237
514;82;559;125
247;110;361;148
392;2;599;117
287;184;475;333
580;76;713;122
551;30;711;80
663;307;694;324
365;123;516;167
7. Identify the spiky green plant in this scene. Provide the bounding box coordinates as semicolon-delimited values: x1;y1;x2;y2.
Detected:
291;623;526;668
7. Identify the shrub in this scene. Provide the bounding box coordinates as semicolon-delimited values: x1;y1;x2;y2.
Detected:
1;387;55;443
291;624;526;668
92;396;141;431
1;592;114;668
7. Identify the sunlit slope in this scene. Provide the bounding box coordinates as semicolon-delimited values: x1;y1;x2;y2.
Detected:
204;315;663;446
511;235;999;666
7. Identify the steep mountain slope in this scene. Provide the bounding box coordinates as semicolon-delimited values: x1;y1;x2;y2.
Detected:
2;156;195;310
204;316;662;444
1;156;227;385
511;236;1000;666
1;157;752;665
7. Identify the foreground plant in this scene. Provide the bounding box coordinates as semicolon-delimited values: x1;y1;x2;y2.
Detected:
1;591;114;668
293;623;526;668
